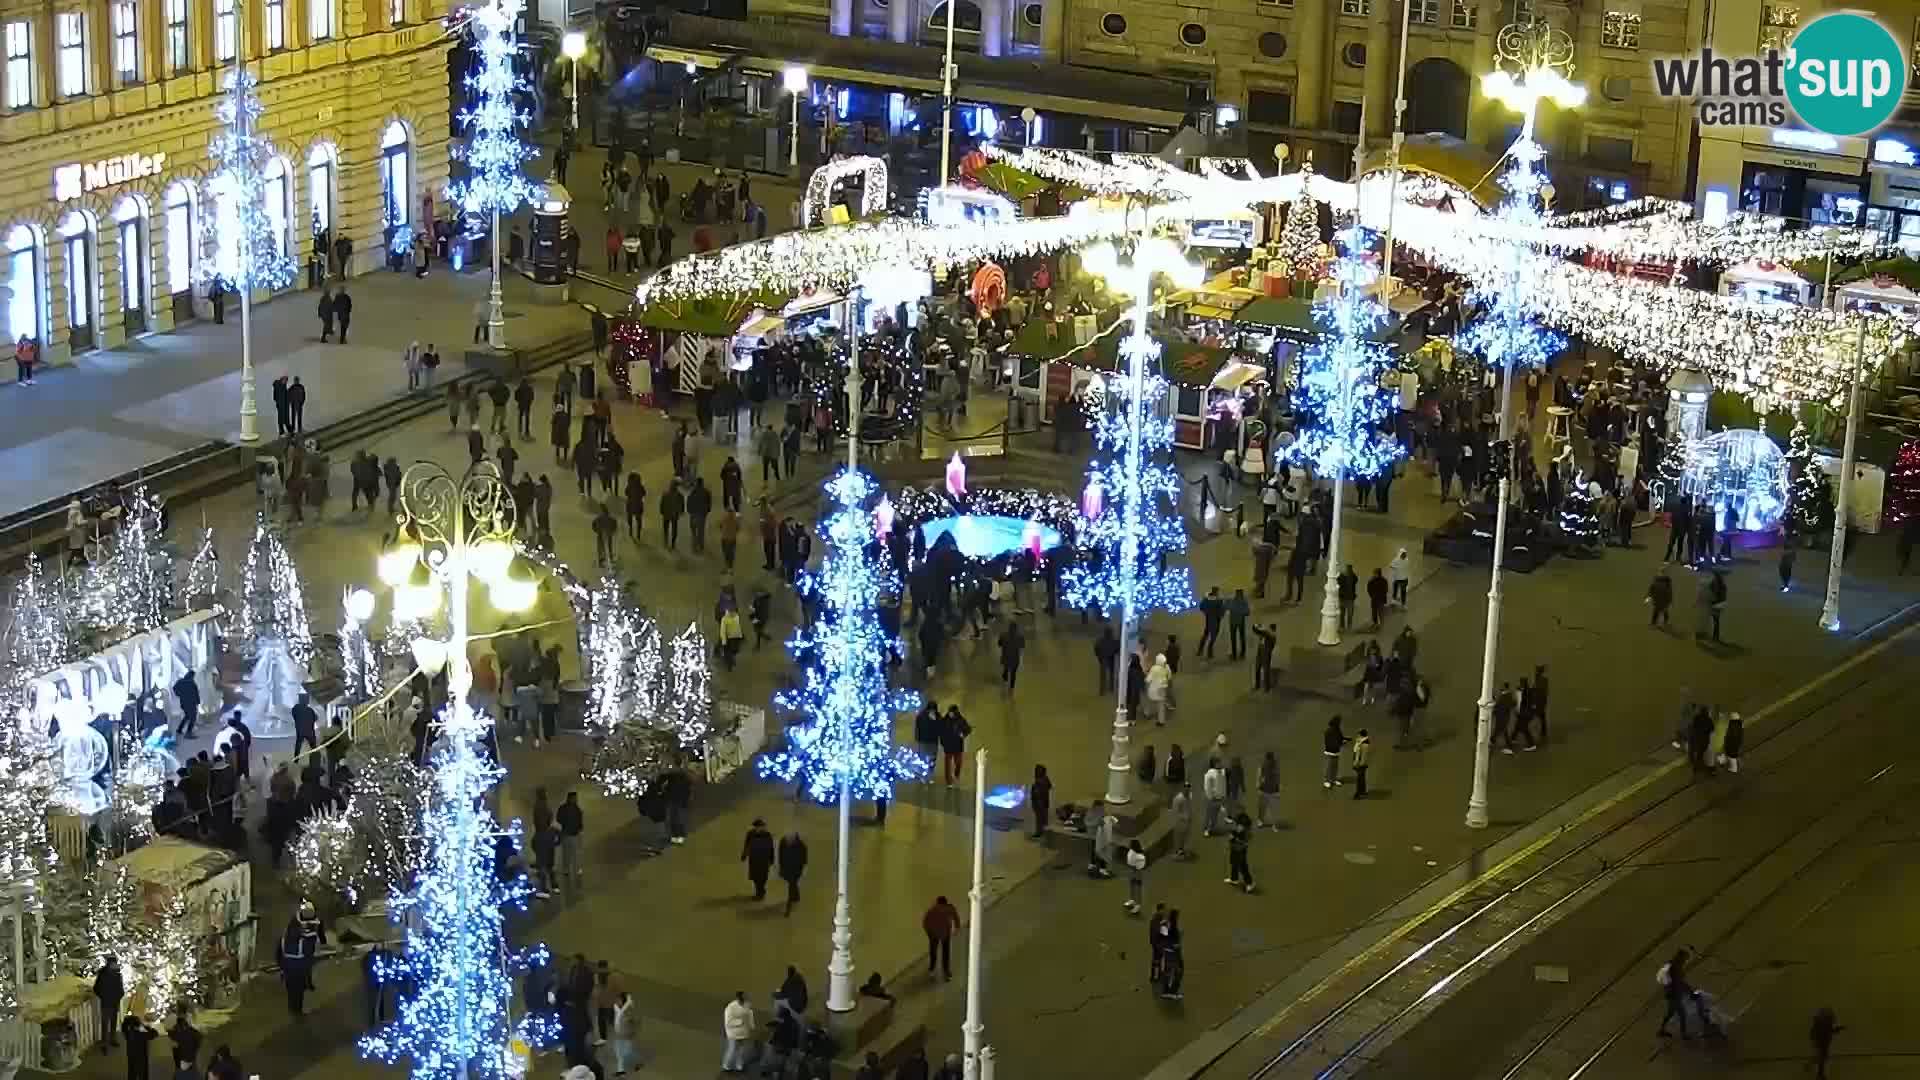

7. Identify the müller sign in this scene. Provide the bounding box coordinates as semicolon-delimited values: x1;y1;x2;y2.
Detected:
52;152;168;202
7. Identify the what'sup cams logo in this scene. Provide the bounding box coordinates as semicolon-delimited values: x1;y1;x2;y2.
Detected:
1652;12;1908;136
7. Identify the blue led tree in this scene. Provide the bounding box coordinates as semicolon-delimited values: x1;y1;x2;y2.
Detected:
1288;224;1406;647
201;63;299;444
359;717;554;1080
757;466;925;1012
450;0;539;349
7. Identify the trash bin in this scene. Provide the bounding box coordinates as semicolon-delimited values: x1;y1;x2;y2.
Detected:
559;679;589;731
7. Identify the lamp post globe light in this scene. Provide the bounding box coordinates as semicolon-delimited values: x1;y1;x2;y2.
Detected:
1462;17;1582;832
784;66;809;169
562;31;588;134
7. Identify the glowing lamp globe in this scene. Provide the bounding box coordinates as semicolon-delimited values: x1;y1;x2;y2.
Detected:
345;587;377;623
562;31;587;60
783;66;809;93
411;637;449;676
378;543;423;587
491;575;538;613
395;582;442;620
469;539;515;583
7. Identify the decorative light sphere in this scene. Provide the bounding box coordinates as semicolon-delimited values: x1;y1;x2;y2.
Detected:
783;66;809;93
468;539;515;583
345;587;377;623
410;637;449;676
491;575;537;613
379;544;423;587
562;31;587;59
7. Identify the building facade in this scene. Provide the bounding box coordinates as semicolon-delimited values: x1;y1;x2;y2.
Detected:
0;0;453;369
1693;0;1919;246
744;0;1697;204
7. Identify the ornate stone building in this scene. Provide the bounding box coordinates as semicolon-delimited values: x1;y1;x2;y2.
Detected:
0;0;452;364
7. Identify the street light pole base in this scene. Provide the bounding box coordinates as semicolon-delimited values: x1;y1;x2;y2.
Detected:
1464;802;1489;829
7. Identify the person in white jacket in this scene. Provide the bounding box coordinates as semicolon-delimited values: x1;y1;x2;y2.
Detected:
1387;548;1411;607
610;992;637;1076
1146;654;1173;726
1201;760;1228;836
721;991;755;1073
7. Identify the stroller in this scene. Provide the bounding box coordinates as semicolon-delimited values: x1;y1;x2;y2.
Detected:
1689;987;1730;1040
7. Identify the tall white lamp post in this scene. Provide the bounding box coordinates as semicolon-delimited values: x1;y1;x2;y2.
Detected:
562;32;587;134
1079;231;1205;804
1380;0;1413;280
938;0;958;186
1465;20;1583;830
374;461;536;1079
962;748;996;1080
784;66;809;170
1820;319;1869;632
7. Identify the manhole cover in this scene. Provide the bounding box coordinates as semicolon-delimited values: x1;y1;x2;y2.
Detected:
1343;851;1377;865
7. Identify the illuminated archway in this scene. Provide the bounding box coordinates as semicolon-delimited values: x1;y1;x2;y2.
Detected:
803;156;889;228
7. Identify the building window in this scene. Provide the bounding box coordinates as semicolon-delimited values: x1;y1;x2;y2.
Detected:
165;0;189;74
1512;0;1534;21
1179;22;1206;46
310;0;335;42
926;1;981;32
1760;3;1798;52
1022;3;1042;27
265;0;285;49
4;21;32;109
1450;0;1476;30
115;197;146;325
112;2;139;84
1409;0;1439;25
1587;134;1634;166
164;183;193;294
59;212;94;348
56;12;88;98
1340;0;1371;16
1256;0;1294;7
1601;10;1640;48
264;158;290;259
4;225;41;343
1601;74;1632;102
307;142;335;241
382;121;411;246
1342;42;1367;67
1100;12;1126;36
1248;87;1292;125
214;0;236;62
1332;100;1362;134
391;0;406;24
1257;32;1287;59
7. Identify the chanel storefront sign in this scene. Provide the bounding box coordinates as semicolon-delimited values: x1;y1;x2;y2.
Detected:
52;152;169;202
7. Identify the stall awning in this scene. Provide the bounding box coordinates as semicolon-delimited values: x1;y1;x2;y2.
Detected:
631;292;791;335
1008;317;1238;386
649;14;1191;128
1234;296;1404;342
1210;362;1268;391
1357;133;1503;208
738;314;784;338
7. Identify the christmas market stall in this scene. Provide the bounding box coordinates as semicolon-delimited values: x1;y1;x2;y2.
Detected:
1717;261;1815;307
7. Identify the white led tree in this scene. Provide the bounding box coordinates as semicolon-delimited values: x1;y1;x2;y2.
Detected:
449;0;540;349
663;622;713;748
200;41;299;445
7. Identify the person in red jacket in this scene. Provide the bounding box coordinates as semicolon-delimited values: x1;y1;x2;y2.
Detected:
922;895;961;981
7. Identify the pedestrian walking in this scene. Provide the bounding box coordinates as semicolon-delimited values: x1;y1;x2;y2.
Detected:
123;1012;157;1080
777;829;808;916
557;791;585;889
1336;564;1359;629
1719;711;1744;773
1656;948;1693;1038
939;705;970;784
1809;1007;1842;1079
1251;623;1277;691
1197;587;1224;658
1146;653;1173;726
1146;904;1168;983
1255;751;1280;828
287;377;307;433
1351;729;1372;798
592;503;618;565
1646;567;1674;626
1322;716;1347;787
1028;764;1051;839
623;473;646;540
1687;706;1714;775
1200;758;1226;835
687;477;713;551
1124;840;1148;912
1226;813;1255;891
608;991;637;1076
740;818;774;900
93;956;125;1049
334;287;353;342
659;481;684;549
922;895;960;979
1094;626;1119;694
720;991;755;1073
998;622;1025;691
318;286;335;341
1156;910;1184;999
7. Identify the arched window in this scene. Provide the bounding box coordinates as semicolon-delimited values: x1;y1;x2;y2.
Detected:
113;195;148;332
263;157;292;261
163;181;194;298
57;211;96;352
382;121;412;241
3;224;45;346
925;1;982;33
306;142;337;242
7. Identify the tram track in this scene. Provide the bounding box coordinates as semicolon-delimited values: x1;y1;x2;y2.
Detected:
1231;619;1918;1080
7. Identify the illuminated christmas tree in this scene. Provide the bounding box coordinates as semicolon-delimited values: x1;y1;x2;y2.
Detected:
183;527;220;609
583;577;638;732
235;514;313;665
360;721;554;1079
1558;473;1602;550
1287;224;1406;488
1783;419;1824;537
1277;157;1323;279
200;69;298;295
1064;333;1193;621
1885;437;1920;529
757;468;927;804
447;0;539;222
663;621;713;749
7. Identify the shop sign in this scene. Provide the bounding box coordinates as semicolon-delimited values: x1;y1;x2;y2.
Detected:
52;152;168;202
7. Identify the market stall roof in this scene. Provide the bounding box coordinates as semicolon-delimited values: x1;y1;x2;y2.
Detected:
1211;362;1268;391
1356;134;1503;207
630;292;792;335
1233;296;1405;341
1007;316;1238;385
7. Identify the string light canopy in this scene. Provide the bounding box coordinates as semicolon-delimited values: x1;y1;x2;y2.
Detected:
803;156;890;227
